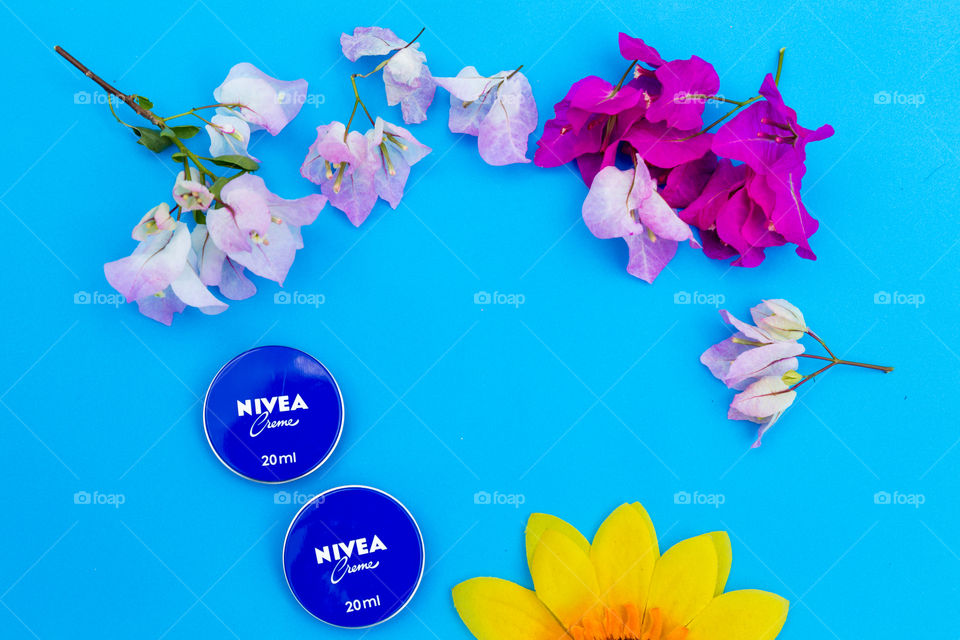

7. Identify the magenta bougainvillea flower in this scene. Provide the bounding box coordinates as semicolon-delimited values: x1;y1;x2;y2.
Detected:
435;66;538;165
702;300;892;447
213;62;307;135
535;33;834;278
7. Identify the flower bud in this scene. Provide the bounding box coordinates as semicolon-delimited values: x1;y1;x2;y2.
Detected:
751;299;806;341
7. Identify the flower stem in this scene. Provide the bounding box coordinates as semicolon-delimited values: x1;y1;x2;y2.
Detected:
56;45;219;178
401;27;425;49
55;46;165;128
798;329;894;373
775;47;786;85
613;59;638;92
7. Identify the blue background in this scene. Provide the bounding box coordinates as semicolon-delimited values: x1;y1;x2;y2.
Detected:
1;0;957;638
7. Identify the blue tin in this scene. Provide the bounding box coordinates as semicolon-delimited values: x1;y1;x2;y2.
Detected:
282;486;425;628
203;346;344;483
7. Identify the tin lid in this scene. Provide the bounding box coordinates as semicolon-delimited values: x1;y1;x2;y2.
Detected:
203;346;344;483
282;486;425;628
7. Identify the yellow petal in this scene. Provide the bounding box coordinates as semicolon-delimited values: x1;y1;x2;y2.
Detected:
703;531;732;595
685;589;789;640
452;577;569;640
590;503;659;613
531;529;602;628
525;512;591;575
645;533;718;634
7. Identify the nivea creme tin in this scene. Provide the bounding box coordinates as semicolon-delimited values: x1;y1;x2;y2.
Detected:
203;346;344;483
282;486;425;628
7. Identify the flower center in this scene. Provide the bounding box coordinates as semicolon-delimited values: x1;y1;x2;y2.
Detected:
569;605;689;640
757;117;798;145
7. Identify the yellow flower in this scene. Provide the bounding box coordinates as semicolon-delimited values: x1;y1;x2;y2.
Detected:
453;503;788;640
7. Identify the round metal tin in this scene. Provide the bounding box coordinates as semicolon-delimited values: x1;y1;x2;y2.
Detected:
282;486;425;628
203;346;344;483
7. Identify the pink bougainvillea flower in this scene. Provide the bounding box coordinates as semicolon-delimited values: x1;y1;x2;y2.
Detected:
105;219;227;325
582;155;696;283
618;33;665;66
436;67;538;165
661;152;718;208
191;224;256;301
172;168;213;212
532;88;604;169
205;114;257;161
710;74;833;260
131;202;176;241
339;26;406;61
301;121;379;226
207;174;325;284
729;376;797;447
213;62;308;135
645;56;719;131
713;74;834;175
365;117;431;207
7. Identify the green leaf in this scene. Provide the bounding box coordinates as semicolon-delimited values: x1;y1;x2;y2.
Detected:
209;155;260;171
171;125;200;139
136;95;154;110
159;125;201;141
171;151;189;162
132;126;173;152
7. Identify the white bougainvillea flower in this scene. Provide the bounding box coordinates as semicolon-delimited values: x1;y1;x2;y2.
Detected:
207;174;325;284
205;114;257;160
382;45;436;124
191;224;256;301
340;26;436;124
213;62;308;135
172;167;213;212
131;202;177;241
436;66;538;165
105;221;227;325
340;26;406;61
582;155;696;283
728;376;797;447
301;121;379;226
365;117;431;208
750;299;807;341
